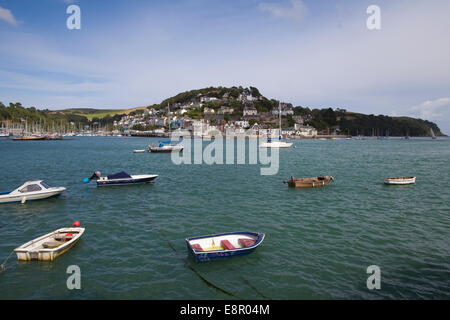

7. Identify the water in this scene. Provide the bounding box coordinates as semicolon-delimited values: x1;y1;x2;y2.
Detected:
0;137;449;299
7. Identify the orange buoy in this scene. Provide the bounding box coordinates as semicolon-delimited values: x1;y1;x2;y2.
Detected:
73;221;80;227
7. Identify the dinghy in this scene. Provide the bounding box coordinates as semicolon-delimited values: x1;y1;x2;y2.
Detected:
14;223;85;261
86;171;158;186
186;232;265;262
283;176;334;188
0;180;66;204
383;176;416;185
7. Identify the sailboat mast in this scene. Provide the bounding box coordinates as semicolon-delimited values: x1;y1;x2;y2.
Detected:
279;101;281;140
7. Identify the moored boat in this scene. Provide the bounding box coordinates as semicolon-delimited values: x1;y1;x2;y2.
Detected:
186;232;265;262
14;223;85;261
148;141;184;153
283;176;334;188
12;135;46;141
86;171;158;186
0;180;66;204
383;176;416;185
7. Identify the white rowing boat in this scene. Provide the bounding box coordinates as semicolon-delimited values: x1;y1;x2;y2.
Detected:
383;176;416;185
14;227;85;261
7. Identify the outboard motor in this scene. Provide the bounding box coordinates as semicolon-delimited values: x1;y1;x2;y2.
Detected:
88;171;101;181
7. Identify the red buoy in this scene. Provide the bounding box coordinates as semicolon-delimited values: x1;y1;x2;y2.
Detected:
73;221;80;227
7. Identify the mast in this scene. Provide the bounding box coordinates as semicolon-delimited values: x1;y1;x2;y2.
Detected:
279;101;281;140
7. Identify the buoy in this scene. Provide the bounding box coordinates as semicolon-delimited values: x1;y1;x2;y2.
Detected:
83;178;89;183
73;221;80;227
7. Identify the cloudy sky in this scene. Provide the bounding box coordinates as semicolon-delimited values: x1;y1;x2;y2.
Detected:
0;0;449;133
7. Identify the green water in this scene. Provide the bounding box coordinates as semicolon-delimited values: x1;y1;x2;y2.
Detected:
0;137;449;299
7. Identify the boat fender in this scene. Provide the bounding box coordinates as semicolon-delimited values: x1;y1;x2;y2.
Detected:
21;197;26;204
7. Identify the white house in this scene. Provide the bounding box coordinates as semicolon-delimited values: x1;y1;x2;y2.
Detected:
200;96;218;103
296;125;317;137
243;106;257;116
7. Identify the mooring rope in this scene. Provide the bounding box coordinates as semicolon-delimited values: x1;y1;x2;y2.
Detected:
0;250;16;274
167;240;245;300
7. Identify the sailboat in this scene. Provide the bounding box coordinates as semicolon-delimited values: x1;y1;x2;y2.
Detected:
259;102;293;148
430;128;437;139
148;103;184;153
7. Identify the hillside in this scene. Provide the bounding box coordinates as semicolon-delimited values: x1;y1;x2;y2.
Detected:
0;86;445;136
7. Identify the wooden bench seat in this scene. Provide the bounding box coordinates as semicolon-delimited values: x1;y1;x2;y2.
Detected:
220;239;236;250
191;244;203;251
238;238;256;247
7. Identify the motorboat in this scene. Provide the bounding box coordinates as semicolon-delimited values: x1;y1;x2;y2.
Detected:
383;176;416;185
283;176;334;188
0;180;66;204
14;223;85;261
186;232;265;262
148;141;184;153
86;171;158;186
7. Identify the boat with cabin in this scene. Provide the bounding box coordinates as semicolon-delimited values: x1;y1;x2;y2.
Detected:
0;180;66;204
86;171;158;186
283;176;334;188
186;231;265;262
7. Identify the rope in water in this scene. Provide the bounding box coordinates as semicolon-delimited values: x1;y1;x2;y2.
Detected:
0;250;15;274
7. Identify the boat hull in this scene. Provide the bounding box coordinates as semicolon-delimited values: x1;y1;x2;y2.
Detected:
284;176;334;188
383;177;416;185
186;232;265;263
96;175;158;187
148;146;183;153
0;189;65;204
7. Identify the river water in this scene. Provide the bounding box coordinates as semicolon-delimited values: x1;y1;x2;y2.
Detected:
0;137;449;299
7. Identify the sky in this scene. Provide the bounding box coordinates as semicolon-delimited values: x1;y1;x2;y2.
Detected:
0;0;449;133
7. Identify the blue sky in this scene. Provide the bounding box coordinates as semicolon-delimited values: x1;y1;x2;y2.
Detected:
1;0;449;133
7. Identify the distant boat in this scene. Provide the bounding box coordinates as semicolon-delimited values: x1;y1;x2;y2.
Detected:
0;180;66;204
133;149;146;153
12;135;46;141
260;102;293;148
148;141;184;153
86;171;158;187
186;232;265;262
283;176;334;188
148;103;184;153
383;176;416;185
14;225;85;261
430;128;437;139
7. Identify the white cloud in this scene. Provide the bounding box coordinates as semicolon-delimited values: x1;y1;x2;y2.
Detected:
0;5;18;26
259;0;307;21
409;98;450;134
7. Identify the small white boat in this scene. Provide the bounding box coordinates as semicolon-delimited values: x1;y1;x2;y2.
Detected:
0;180;66;204
133;149;146;153
259;139;293;148
14;226;85;261
383;176;416;185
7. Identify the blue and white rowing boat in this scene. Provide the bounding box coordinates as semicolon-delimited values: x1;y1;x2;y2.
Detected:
86;171;158;187
186;231;265;262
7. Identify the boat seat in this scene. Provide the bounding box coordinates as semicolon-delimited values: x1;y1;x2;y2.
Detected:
54;234;73;241
42;241;62;248
191;244;203;251
239;238;256;247
221;239;235;250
